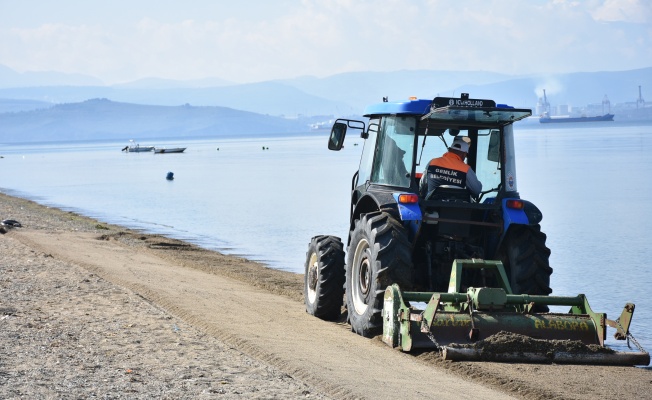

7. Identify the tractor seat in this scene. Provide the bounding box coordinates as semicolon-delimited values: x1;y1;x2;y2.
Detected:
425;185;471;202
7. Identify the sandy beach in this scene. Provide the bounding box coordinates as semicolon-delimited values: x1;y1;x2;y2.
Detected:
1;192;650;399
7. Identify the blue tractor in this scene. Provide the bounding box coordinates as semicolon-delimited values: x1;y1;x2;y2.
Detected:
305;93;553;338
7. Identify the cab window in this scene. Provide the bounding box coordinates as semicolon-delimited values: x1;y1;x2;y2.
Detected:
370;116;416;188
417;128;502;197
474;129;501;194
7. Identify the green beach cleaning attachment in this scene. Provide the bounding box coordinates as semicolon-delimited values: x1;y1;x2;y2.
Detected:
381;259;649;365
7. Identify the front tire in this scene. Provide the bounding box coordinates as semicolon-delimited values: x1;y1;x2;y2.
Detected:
499;224;553;310
304;235;345;320
346;212;412;337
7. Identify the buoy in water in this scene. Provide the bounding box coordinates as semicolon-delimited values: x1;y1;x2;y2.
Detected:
166;172;174;180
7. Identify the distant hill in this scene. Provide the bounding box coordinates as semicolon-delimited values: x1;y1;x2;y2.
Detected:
1;65;650;115
0;99;314;143
112;76;234;89
0;65;650;142
0;81;351;117
0;64;104;87
0;98;53;113
278;70;516;110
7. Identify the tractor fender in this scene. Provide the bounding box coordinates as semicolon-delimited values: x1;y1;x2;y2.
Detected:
467;197;545;257
502;198;528;232
350;191;420;245
350;192;392;229
349;190;412;241
392;193;422;241
499;198;543;241
392;193;421;221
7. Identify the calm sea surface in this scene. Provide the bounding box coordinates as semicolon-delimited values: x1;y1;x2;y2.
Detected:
1;122;651;356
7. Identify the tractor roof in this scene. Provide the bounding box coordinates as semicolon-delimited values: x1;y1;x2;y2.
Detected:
363;99;432;117
363;96;532;125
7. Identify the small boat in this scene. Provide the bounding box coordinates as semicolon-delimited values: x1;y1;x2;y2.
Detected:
154;147;186;154
122;140;154;152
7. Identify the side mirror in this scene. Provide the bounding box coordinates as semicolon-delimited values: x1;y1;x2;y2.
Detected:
487;130;500;163
328;122;347;151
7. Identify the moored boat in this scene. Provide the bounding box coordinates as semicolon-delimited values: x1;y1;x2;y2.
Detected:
122;140;154;152
154;147;186;154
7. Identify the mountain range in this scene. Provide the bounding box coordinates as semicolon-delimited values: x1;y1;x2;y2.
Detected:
0;98;323;143
1;65;650;143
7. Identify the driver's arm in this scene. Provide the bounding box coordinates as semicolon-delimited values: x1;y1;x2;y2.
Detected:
418;168;429;197
466;169;482;197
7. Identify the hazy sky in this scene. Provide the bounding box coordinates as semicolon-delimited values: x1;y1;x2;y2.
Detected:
1;0;650;84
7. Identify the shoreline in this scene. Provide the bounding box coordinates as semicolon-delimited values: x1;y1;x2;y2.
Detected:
0;187;275;270
0;192;319;399
0;191;306;300
1;192;650;399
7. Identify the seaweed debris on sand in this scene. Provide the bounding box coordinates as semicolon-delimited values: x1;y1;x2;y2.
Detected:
449;331;614;355
439;331;649;364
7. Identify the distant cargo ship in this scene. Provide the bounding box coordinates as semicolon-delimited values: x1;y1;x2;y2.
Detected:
539;89;615;124
539;113;615;124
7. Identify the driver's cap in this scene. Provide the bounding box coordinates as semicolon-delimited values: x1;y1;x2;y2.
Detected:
449;136;470;153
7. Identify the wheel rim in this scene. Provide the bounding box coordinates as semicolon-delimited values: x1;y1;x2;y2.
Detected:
307;252;318;303
351;238;371;315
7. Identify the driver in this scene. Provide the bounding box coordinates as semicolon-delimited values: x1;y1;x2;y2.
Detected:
420;136;482;199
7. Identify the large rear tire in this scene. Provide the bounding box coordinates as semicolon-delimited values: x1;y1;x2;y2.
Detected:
499;224;553;309
346;212;412;337
304;235;345;320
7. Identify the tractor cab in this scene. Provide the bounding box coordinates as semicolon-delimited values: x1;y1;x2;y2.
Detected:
329;94;532;228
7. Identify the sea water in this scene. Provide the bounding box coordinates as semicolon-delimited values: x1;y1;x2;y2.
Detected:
1;123;651;355
0;135;363;269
